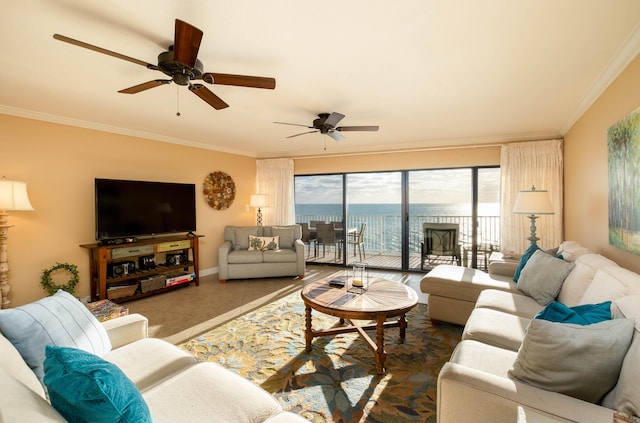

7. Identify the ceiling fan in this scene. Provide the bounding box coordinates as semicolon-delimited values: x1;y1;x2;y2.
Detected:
274;112;379;141
53;19;275;110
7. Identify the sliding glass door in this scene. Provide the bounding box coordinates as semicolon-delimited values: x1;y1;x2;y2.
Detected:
294;166;500;271
294;174;345;265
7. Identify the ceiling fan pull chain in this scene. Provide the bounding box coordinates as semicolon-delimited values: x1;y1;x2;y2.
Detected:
176;85;181;117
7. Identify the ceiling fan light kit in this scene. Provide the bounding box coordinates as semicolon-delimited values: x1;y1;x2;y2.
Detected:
53;19;275;111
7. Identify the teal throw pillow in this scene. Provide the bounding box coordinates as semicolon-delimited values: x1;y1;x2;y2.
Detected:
43;346;151;423
513;243;540;282
535;301;612;325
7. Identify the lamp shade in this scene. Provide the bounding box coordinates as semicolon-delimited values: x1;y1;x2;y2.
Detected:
513;186;553;215
249;194;267;208
0;180;34;211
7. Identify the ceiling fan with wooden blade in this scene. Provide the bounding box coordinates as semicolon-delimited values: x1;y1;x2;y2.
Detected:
53;19;275;110
274;112;379;141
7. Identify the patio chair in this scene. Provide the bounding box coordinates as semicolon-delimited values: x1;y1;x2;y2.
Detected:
315;223;342;261
421;222;461;270
299;222;316;258
348;223;367;262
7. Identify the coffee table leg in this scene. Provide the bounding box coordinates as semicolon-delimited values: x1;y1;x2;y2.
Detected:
399;313;408;340
305;304;313;352
375;314;386;374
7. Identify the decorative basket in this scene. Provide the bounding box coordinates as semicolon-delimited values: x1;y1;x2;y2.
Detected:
107;283;138;300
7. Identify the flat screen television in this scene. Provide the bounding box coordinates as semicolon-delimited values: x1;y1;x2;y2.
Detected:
95;178;197;241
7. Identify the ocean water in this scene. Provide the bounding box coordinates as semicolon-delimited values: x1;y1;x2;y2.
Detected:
296;203;499;217
296;203;500;253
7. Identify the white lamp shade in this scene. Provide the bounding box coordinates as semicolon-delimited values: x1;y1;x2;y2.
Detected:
0;180;34;211
513;187;553;215
249;194;267;208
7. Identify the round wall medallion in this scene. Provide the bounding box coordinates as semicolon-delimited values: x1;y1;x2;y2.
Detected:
203;171;236;210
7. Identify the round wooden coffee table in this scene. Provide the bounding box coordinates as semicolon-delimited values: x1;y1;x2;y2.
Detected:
300;277;418;374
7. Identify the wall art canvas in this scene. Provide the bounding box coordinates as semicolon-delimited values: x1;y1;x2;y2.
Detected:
608;106;640;254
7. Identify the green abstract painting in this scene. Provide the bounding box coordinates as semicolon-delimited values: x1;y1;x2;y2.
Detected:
608;106;640;254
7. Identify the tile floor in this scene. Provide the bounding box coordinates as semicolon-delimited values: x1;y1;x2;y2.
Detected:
123;264;428;345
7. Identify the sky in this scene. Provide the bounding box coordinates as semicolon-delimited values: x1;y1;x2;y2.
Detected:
294;168;501;204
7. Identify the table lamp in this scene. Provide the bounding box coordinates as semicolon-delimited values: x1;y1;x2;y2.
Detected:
249;194;267;226
0;179;34;308
512;186;553;246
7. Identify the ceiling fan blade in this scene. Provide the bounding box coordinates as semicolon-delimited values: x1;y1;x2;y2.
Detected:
189;84;229;110
202;73;276;89
336;125;379;132
327;131;346;141
173;19;203;69
118;80;171;94
274;121;312;128
324;112;345;128
53;34;157;69
287;130;318;139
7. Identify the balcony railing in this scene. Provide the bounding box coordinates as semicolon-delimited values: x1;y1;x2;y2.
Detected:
296;214;501;268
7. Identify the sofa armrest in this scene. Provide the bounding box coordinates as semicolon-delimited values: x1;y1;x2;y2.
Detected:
101;313;148;349
218;240;233;280
489;261;518;278
437;362;614;423
294;239;306;277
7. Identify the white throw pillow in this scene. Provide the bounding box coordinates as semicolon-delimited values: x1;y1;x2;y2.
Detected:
580;266;640;304
517;250;574;305
509;318;634;403
248;235;280;251
0;290;112;381
557;254;618;307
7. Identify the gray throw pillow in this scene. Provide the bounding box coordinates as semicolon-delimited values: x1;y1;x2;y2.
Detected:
508;318;634;403
517;250;575;305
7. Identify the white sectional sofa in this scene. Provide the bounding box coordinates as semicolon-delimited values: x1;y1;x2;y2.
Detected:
0;291;306;422
218;225;306;283
423;242;640;422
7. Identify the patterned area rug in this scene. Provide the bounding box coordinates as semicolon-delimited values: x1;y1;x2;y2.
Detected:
180;291;462;423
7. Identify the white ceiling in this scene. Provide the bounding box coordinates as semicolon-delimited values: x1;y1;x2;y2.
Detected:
2;1;640;158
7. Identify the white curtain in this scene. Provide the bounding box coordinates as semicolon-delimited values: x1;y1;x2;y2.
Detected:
256;158;295;225
500;139;564;253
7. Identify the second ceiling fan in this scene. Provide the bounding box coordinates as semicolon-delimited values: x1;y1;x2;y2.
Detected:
275;112;379;141
53;19;275;110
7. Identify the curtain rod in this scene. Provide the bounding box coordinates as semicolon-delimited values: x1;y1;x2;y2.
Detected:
259;137;562;161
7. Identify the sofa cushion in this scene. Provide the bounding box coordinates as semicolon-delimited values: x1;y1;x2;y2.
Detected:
263;249;299;263
517;250;574;305
233;226;259;250
513;243;540;282
142;362;283;423
580;266;640;304
248;235;280;251
271;226;295;249
462;307;531;351
104;338;198;392
0;366;67;422
602;295;640;416
557;253;618;307
421;265;518;303
44;346;152;423
508;318;634;403
0;290;112;381
534;301;611;325
474;289;544;319
227;250;264;264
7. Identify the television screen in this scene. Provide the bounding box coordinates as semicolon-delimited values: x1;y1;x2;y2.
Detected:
95;178;197;240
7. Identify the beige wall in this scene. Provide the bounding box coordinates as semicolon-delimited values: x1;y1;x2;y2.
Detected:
564;54;640;273
3;114;256;306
